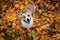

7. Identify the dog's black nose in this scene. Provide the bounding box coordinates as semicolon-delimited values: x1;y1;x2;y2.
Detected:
27;19;30;22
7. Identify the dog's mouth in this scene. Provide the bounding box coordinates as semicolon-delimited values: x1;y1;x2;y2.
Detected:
24;20;30;24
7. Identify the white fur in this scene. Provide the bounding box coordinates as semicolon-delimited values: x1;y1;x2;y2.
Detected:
21;17;33;29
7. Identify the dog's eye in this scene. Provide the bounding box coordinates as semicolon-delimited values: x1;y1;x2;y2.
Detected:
23;16;25;18
32;14;34;16
27;15;30;17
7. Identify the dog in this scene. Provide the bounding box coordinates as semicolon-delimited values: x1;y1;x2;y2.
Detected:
18;3;36;29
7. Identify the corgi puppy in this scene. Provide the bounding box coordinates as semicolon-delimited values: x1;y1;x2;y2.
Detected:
18;3;36;29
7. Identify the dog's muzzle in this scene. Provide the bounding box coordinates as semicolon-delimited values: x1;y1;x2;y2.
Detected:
24;19;30;24
27;19;30;22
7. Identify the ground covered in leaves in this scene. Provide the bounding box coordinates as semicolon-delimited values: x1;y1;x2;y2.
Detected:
0;0;60;40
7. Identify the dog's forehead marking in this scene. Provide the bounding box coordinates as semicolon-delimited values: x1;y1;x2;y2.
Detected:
23;14;28;17
22;12;31;16
21;9;31;14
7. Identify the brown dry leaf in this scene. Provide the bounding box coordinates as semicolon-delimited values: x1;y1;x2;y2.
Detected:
40;35;46;40
20;5;24;10
0;36;4;40
38;9;43;14
5;8;17;21
40;24;50;30
0;0;60;40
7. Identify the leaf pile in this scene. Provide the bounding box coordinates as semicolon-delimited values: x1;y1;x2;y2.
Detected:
0;0;60;40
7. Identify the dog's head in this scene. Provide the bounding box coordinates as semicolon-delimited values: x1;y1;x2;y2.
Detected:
19;9;34;24
18;3;36;29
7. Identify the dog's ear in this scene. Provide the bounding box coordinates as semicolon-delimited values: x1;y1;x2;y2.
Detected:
18;11;23;17
26;3;36;14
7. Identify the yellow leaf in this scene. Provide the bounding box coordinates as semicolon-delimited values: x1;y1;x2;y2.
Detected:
0;36;4;40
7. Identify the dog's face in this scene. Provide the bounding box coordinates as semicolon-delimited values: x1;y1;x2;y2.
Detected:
18;3;36;29
19;9;34;29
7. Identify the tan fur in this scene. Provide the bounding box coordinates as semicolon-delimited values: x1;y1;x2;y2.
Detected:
18;3;36;29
